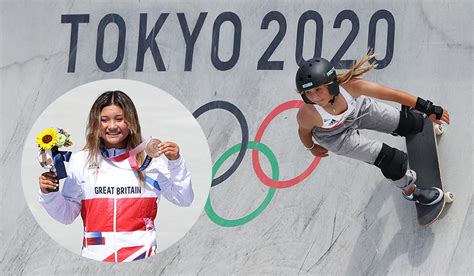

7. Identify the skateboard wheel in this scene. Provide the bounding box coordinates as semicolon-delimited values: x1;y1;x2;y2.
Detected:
444;192;454;203
434;124;444;135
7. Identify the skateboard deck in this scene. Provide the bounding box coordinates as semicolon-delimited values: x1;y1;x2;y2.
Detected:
404;106;452;226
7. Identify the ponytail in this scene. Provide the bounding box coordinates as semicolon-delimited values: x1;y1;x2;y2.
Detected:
337;51;377;84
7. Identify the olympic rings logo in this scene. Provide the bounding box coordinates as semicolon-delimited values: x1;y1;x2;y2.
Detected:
193;100;321;227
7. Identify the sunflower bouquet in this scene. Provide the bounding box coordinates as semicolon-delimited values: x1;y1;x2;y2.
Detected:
36;128;73;192
36;128;73;151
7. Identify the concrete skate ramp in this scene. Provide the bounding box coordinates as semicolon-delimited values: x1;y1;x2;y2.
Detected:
1;0;472;274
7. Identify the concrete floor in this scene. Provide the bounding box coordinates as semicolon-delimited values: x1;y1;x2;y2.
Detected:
1;0;472;274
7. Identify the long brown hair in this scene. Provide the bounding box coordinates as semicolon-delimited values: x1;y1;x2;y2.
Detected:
84;90;145;185
337;52;377;84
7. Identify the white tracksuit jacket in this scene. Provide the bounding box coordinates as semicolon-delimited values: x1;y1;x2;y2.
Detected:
39;149;193;262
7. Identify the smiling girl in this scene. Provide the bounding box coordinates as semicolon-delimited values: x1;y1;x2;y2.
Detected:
296;54;450;205
38;90;193;262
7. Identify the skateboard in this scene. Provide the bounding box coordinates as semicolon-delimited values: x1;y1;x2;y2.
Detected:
404;106;454;226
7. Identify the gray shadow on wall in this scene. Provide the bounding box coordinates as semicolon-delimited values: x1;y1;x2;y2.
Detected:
345;180;435;275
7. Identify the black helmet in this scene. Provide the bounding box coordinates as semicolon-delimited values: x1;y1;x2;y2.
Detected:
295;58;339;104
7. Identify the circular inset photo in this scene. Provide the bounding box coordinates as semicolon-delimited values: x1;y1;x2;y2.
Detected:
21;79;212;262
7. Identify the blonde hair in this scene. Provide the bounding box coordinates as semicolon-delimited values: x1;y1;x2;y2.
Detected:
84;90;145;185
337;52;378;84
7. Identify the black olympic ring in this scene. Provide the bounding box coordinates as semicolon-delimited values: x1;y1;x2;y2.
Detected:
192;100;249;187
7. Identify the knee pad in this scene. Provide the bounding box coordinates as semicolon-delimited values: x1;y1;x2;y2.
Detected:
393;109;424;137
374;143;408;181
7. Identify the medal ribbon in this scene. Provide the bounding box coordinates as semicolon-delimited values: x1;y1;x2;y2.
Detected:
101;137;161;171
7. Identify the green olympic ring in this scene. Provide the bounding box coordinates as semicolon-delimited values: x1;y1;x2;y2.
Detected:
205;141;278;227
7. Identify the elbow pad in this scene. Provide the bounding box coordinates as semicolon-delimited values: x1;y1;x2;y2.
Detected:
415;97;443;120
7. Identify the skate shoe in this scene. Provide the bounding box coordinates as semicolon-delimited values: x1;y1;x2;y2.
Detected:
403;186;443;206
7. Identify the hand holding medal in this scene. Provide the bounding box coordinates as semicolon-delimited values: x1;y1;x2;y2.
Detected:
157;141;180;160
36;128;73;193
128;138;180;171
103;137;180;171
143;138;181;161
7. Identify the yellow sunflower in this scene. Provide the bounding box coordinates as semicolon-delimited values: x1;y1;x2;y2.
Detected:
36;128;58;150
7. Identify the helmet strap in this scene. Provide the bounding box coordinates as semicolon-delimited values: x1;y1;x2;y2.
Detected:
301;93;315;104
329;95;337;105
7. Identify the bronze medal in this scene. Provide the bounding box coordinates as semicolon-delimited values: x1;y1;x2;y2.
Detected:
145;138;162;158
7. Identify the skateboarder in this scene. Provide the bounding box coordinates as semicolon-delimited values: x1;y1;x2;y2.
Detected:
295;54;450;205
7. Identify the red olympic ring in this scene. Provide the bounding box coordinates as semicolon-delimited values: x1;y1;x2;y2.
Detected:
252;100;321;188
